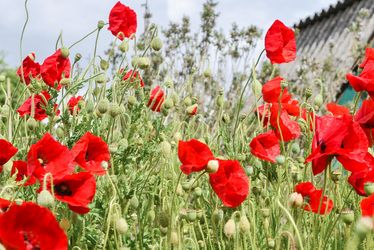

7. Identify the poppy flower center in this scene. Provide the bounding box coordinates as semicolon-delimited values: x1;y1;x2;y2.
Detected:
318;140;327;153
54;183;72;196
22;231;40;250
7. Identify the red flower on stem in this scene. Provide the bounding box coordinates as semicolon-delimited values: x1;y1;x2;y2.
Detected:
17;91;59;121
108;1;137;40
147;85;165;112
178;139;214;175
27;133;74;180
0;139;17;173
11;160;37;186
249;130;280;163
0;202;68;249
361;194;374;217
346;61;374;99
269;103;301;142
17;52;41;85
41;49;71;90
355;99;374;146
360;47;374;68
67;96;83;114
71;132;110;176
265;20;296;64
348;153;374;196
306;114;369;175
43;172;96;214
326;102;350;117
262;76;292;103
295;182;334;215
122;69;145;87
209;159;249;208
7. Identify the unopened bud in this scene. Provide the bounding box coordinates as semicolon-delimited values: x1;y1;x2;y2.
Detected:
314;94;323;108
186;104;198;116
291;143;300;154
100;59;109;71
74;53;82;63
252;79;262;98
289;192;303;207
239;215;250;233
224;219;236;238
364;182;374;195
128;96;137;106
162;98;174;110
130;195;139;209
116;218;129;234
207;160;219;173
119;41;129;53
97;99;109;114
97;20;105;30
60;218;70;231
60;47;70;58
203;68;212;78
341;209;355;225
137;57;150;70
151;37;163;51
26;118;38;131
275;155;285;164
187;210;197;222
355;217;374;237
304;87;312;100
108;103;121;118
37;190;55;207
170;231;179;246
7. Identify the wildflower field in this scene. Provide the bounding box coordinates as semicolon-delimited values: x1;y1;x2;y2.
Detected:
0;1;373;249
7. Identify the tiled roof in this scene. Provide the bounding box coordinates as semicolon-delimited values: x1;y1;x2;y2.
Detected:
279;0;374;102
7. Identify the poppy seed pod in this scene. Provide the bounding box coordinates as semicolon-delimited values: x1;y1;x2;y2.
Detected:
26;117;38;131
60;47;70;58
206;159;219;173
37;190;55;207
74;53;82;63
289;192;303;207
355;217;374;237
97;99;109;114
151;37;163;51
224;219;236;238
115;218;129;234
364;182;374;196
137;57;150;70
119;40;129;53
341;209;354;225
239;215;250;233
97;20;105;29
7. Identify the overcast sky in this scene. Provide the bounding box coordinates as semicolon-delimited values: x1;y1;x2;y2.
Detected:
0;0;338;67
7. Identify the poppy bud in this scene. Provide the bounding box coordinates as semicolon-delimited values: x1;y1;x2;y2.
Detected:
170;231;179;246
207;160;219;173
239;215;250;233
296;156;305;163
331;170;341;183
261;208;270;218
159;211;169;227
95;75;106;84
187;210;197;222
355;217;374;237
216;95;224;107
74;53;82;63
162;98;174;110
97;99;109;114
115;218;129;234
314;94;323;108
275;155;285;164
97;20;105;30
251;78;262;98
0;75;5;82
60;47;70;59
130;195;139;209
245;165;254;175
291;143;300;154
222;113;230;123
267;238;276;249
151;37;163;51
59;78;70;87
59;218;70;232
26;117;38;131
101;161;109;170
194;187;202;197
131;57;140;67
86;100;94;113
186;104;198;116
137;57;150;70
224;219;236;238
341;209;354;225
100;59;109;71
364;182;374;195
304;87;312;100
56;127;64;138
37;190;55;207
289;192;303;207
147;209;155;222
159;141;172;158
165;79;174;89
128;96;137;106
174;132;182;142
119;40;129;53
183;97;192;107
108;103;121;118
160;226;168;235
203;68;212;78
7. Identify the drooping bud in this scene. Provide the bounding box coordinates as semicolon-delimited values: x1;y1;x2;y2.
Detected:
100;59;109;71
37;190;55;207
151;37;163;51
97;99;109;114
116;218;129;234
364;182;374;196
108;103;121;118
206;160;219;173
289;192;303;207
162;98;174;110
170;231;179;246
26;117;38;131
239;215;250;233
60;47;70;58
56;127;64;138
137;57;150;70
314;94;323;108
304;87;312;100
60;78;71;87
224;219;236;238
119;40;129;53
160;141;172;158
203;68;212;78
130;195;139;209
291;143;300;154
331;170;341;183
355;217;374;237
194;187;203;197
59;218;71;231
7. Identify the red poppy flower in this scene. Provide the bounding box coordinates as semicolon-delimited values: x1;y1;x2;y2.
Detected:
326;103;350;117
41;49;71;90
306;115;369;175
262;77;291;103
361;194;374;217
0;198;13;213
209;159;249;208
17;52;41;85
178;139;215;175
147;85;165;112
11;160;37;186
265;20;296;64
0;202;68;249
67;96;83;114
108;1;137;40
348;153;374;196
71;132;110;176
249;130;280;163
0;139;18;173
346;61;374;98
360;47;374;68
295;182;334;215
122;69;145;87
269;103;301;142
17;91;59;121
27;133;74;180
43;172;96;214
355;99;374;145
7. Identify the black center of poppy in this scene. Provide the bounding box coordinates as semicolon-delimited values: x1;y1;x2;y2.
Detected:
23;232;40;250
54;183;72;196
319;140;327;153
